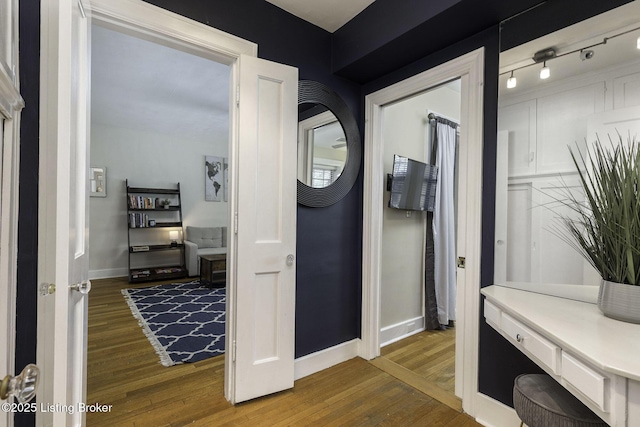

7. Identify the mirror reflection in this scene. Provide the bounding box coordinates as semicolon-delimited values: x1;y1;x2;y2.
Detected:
496;2;640;287
297;103;347;188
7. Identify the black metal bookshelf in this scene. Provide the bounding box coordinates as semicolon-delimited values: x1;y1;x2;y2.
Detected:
126;179;187;283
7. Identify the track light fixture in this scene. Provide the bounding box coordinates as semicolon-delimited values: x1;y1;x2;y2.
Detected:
506;71;517;88
539;62;550;79
501;24;640;89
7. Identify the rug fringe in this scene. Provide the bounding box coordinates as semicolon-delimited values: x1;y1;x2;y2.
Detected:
121;288;176;367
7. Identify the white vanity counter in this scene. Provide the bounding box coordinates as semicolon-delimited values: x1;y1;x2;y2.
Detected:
481;285;640;426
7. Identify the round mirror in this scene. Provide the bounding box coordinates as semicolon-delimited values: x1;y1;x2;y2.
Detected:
297;103;347;188
297;81;361;207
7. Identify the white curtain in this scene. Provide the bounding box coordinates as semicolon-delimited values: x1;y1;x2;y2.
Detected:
433;121;457;325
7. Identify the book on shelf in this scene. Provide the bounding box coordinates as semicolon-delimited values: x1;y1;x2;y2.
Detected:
155;267;182;274
131;269;151;279
128;212;150;228
131;245;149;252
128;195;158;210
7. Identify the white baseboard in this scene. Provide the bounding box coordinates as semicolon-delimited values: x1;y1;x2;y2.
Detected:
473;392;520;427
294;339;360;381
380;316;424;347
89;268;128;280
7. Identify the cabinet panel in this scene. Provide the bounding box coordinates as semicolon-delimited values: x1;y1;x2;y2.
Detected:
535;180;592;285
536;83;605;173
483;300;501;329
498;100;536;176
561;352;607;412
506;184;532;282
614;72;640;109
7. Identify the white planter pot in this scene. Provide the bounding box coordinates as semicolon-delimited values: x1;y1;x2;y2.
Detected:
598;280;640;324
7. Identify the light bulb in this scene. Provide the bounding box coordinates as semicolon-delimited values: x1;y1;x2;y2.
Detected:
540;62;550;79
506;71;517;89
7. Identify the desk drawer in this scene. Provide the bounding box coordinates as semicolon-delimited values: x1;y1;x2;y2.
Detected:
484;300;501;328
502;313;560;374
561;352;607;412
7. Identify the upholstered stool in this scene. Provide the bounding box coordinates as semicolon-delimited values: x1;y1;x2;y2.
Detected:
513;374;607;427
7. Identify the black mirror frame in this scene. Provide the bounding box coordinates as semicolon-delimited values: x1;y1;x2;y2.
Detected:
297;80;362;207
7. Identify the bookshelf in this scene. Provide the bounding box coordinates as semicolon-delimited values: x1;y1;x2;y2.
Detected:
126;180;187;282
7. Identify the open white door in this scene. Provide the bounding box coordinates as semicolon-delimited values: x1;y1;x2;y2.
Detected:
37;0;91;426
227;54;298;403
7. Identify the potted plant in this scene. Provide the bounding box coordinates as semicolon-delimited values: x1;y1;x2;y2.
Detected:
554;133;640;323
160;199;171;209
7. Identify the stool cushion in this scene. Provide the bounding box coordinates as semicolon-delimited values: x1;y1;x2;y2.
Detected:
513;374;607;427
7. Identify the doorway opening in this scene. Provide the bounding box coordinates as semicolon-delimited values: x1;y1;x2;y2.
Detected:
376;80;461;410
361;48;485;417
86;23;232;422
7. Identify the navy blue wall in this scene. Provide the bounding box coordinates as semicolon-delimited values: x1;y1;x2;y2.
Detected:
16;2;39;426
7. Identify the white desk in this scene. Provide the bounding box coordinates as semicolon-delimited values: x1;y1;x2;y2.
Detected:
481;285;640;426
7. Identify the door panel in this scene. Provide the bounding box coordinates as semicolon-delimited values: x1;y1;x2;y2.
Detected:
38;1;90;425
231;54;297;403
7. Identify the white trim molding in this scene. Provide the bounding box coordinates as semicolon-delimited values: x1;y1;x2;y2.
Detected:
361;47;485;417
294;339;360;381
379;316;425;347
0;2;22;427
88;268;128;280
474;392;521;427
87;0;256;64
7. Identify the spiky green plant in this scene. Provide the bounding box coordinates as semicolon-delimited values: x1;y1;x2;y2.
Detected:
554;134;640;285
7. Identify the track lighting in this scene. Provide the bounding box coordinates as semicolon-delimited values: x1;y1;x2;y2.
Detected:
540;62;550;79
501;26;640;88
506;71;517;88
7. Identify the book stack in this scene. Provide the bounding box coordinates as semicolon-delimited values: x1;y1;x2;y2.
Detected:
129;212;150;228
128;195;159;209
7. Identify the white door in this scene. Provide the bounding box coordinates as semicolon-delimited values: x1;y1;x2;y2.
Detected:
227;54;298;403
37;0;91;426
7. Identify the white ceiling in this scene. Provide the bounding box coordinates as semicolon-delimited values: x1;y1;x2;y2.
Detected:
91;25;230;141
265;0;375;32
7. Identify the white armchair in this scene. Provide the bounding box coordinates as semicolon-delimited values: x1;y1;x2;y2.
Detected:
184;226;227;276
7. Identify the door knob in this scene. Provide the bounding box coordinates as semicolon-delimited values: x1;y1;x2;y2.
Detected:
286;254;295;266
70;279;91;294
39;282;56;296
1;364;39;403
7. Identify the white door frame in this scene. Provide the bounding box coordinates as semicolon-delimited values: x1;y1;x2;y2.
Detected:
37;0;258;412
0;0;23;425
360;47;484;416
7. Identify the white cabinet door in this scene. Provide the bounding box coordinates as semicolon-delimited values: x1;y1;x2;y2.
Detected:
38;1;91;426
536;83;605;174
229;54;298;404
494;131;508;283
498;100;536;177
506;183;533;282
614;72;640;109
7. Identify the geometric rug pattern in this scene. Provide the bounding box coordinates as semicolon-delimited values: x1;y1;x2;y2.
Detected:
121;280;225;366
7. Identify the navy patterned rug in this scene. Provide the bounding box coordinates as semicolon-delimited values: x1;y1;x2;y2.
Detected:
121;281;225;366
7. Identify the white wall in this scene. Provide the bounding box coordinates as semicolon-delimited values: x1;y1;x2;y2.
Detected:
380;84;460;335
89;123;228;278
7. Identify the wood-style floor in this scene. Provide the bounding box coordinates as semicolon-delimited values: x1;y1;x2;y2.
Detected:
87;277;480;426
377;327;459;412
